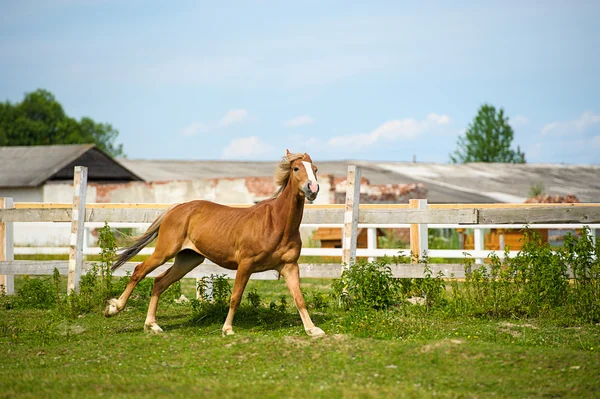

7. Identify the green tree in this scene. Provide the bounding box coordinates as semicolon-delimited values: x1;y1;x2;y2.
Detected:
450;104;525;163
0;89;124;157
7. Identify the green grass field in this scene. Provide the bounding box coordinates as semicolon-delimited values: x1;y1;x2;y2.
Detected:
1;278;599;399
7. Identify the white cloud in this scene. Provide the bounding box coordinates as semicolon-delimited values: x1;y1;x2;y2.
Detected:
180;121;208;137
181;109;250;137
525;111;600;163
218;109;249;127
284;115;315;128
328;113;452;149
511;115;529;126
221;136;274;159
304;137;320;147
542;111;600;136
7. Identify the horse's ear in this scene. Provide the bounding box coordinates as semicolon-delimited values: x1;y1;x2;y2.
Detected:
286;149;291;156
303;152;312;161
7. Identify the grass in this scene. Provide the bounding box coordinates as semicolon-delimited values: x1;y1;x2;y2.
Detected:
1;278;599;399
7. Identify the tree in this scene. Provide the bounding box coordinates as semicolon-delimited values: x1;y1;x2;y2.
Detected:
0;89;124;157
450;104;525;163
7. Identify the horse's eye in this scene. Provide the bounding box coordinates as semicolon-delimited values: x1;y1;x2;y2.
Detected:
293;167;299;172
315;168;318;174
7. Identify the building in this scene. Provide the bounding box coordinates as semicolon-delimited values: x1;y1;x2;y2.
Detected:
2;144;599;247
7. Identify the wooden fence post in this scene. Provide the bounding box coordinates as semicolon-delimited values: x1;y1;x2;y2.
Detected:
342;165;361;269
0;198;15;294
409;199;428;263
367;227;377;263
68;166;88;294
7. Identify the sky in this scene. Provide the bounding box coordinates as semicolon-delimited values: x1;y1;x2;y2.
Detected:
1;0;599;163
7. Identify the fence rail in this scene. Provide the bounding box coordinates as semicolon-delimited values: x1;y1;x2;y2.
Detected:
1;165;600;295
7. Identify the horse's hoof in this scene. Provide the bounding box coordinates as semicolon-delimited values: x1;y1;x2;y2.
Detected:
306;327;325;337
104;299;120;317
222;328;235;337
144;323;164;334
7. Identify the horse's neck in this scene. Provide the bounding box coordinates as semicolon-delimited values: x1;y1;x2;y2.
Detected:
273;180;304;237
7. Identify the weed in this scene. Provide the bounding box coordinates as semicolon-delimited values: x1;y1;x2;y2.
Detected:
15;276;56;309
331;260;402;310
308;291;329;310
561;227;600;323
246;288;262;308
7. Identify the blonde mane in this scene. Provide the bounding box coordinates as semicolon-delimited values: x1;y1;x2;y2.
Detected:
273;152;305;197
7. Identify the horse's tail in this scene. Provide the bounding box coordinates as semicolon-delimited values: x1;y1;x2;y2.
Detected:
111;208;171;271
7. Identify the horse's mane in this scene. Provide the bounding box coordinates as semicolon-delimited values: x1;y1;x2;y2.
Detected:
272;152;305;198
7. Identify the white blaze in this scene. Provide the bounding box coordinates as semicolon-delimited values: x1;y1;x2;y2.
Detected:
302;161;318;193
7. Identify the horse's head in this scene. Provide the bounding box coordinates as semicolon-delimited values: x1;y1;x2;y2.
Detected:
287;149;319;202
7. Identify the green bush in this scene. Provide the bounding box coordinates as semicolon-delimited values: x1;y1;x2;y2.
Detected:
561;227;600;323
447;228;599;322
66;222;120;315
331;260;402;310
15;276;57;309
246;288;261;308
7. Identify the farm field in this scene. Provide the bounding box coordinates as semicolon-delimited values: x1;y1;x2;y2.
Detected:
1;278;599;399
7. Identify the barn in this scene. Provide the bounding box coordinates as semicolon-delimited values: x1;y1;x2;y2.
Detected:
0;144;143;202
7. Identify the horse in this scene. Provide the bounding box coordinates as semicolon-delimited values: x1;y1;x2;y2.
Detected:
104;150;325;337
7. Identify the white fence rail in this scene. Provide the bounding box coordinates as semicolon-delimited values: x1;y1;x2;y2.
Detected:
2;165;600;294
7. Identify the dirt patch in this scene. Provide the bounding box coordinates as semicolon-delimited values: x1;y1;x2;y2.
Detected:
420;339;463;353
284;336;312;347
499;322;538;329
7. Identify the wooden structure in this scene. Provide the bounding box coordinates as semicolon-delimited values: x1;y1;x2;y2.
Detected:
461;228;550;251
312;227;385;249
460;195;581;251
2;165;600;292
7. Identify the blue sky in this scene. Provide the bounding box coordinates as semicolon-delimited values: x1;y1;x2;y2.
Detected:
1;0;599;163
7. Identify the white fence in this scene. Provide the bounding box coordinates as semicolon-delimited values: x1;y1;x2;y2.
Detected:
2;165;600;294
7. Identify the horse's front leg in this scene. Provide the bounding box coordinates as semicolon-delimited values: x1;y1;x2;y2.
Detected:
279;262;325;337
222;262;252;336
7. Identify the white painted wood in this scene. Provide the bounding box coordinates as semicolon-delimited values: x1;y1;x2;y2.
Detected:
0;198;15;294
342;165;361;269
0;260;476;279
67;166;87;294
499;230;505;251
474;228;485;265
367;227;377;262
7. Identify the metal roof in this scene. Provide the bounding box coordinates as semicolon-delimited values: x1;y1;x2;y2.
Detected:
3;144;597;203
0;145;143;187
119;159;600;203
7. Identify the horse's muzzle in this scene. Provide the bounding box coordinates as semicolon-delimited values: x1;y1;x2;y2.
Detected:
304;183;319;201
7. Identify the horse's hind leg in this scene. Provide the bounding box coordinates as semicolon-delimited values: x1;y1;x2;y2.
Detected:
105;245;179;317
144;250;204;333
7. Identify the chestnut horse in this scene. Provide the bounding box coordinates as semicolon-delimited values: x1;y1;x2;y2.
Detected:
104;150;324;337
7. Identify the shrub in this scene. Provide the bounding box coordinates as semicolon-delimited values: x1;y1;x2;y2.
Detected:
331;260;402;310
15;276;57;309
246;288;262;308
561;227;600;323
448;228;599;321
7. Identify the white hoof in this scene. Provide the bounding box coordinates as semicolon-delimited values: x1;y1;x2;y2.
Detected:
144;323;164;334
222;328;235;337
104;299;120;317
306;327;326;337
